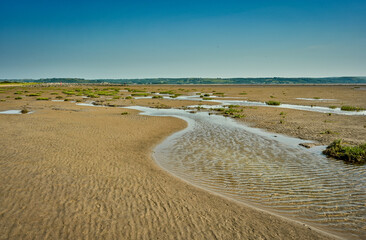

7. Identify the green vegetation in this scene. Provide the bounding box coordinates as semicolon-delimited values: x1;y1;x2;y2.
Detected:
159;91;175;94
125;96;133;99
62;90;76;95
323;140;366;164
21;108;29;114
95;91;116;96
86;93;99;98
14;91;23;94
232;114;245;118
320;130;338;135
55;96;63;99
313;97;320;99
340;106;365;111
121;112;129;115
36;97;49;100
131;93;149;96
266;101;281;106
279;111;286;115
329;106;337;109
14;97;22;100
50;92;58;95
202;97;213;100
239;92;247;95
27;93;41;96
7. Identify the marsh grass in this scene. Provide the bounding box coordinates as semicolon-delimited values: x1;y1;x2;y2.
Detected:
323;140;366;164
341;106;365;111
159;91;175;94
27;93;41;97
36;97;49;100
320;130;338;135
131;93;149;96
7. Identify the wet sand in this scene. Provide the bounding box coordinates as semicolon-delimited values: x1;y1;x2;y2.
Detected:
1;85;364;239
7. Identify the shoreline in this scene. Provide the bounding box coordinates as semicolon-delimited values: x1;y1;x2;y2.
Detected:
1;85;364;239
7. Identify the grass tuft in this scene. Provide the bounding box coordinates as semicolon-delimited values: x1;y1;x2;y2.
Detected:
323;140;366;164
340;106;365;111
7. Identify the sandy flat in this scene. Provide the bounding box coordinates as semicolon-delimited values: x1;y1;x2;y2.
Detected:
0;98;336;239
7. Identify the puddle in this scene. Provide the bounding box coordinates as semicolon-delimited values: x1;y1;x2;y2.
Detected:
0;110;32;114
296;98;336;101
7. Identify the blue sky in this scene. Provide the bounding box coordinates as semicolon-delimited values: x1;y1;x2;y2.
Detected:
0;0;365;78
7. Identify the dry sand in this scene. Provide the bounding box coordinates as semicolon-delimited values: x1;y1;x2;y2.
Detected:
1;84;364;239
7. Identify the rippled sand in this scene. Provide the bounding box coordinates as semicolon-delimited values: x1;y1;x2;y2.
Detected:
0;100;335;239
150;108;365;239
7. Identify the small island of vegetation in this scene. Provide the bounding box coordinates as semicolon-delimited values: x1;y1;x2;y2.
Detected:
323;140;366;165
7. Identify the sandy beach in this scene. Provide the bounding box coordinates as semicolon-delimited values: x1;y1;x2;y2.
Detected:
1;85;365;239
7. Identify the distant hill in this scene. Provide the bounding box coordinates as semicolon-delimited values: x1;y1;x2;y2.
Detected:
2;77;366;85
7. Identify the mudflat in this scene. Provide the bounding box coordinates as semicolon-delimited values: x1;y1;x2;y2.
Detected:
1;84;364;239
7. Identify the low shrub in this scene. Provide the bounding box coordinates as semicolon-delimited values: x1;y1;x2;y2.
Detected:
323;140;366;164
266;101;281;106
21;108;29;114
15;97;22;100
121;112;129;115
36;97;49;100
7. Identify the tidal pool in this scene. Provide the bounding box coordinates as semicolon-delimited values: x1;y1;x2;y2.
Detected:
127;106;366;239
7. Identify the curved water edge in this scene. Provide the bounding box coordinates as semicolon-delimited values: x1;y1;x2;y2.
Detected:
126;106;366;240
133;94;366;116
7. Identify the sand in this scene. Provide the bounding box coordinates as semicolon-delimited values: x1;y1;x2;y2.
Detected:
2;85;363;239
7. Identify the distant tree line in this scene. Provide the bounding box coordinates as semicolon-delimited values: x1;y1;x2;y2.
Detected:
1;77;366;85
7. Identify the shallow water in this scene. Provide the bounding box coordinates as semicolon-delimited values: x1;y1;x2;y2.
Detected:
128;106;366;239
129;94;366;115
0;110;32;114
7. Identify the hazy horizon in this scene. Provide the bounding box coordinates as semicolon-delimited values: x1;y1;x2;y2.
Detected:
1;0;365;79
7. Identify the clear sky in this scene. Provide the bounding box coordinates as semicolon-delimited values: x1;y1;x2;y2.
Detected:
0;0;365;79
